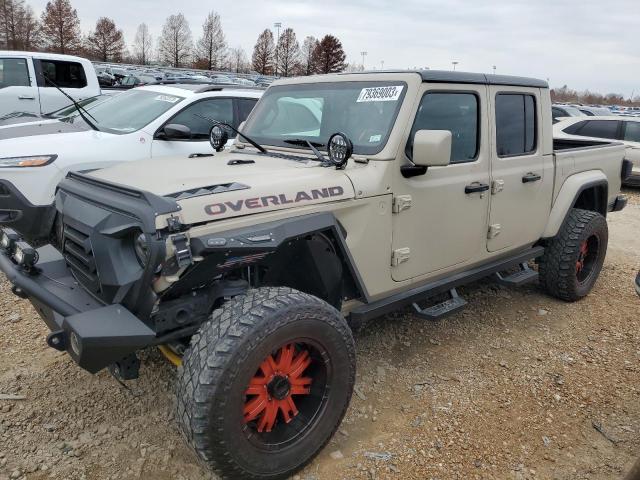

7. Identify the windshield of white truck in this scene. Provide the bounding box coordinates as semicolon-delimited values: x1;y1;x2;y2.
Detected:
63;90;185;134
242;81;407;155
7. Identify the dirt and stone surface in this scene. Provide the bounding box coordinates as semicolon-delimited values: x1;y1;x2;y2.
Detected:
1;191;640;480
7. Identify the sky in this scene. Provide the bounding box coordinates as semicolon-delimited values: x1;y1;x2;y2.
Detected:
28;0;640;97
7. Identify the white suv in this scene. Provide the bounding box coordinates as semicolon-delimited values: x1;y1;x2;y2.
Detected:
554;116;640;186
0;83;262;240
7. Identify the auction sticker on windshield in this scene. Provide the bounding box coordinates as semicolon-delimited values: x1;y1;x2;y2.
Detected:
154;95;180;103
357;86;404;103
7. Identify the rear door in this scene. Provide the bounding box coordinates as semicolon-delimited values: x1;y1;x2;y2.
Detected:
34;59;93;113
0;56;39;116
487;88;554;252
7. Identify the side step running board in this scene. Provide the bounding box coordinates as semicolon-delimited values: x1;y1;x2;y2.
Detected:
494;263;538;287
412;288;467;320
349;246;544;323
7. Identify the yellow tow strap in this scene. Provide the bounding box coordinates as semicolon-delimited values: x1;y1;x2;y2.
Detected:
158;345;182;367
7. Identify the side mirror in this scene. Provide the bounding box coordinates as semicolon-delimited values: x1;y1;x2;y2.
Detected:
412;130;452;167
162;123;192;140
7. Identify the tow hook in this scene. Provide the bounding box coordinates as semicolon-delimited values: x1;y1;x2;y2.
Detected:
46;330;66;351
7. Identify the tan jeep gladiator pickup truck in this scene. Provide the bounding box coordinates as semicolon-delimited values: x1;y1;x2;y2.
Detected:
0;70;630;479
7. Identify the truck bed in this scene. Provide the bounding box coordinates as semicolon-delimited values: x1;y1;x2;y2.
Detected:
552;137;626;208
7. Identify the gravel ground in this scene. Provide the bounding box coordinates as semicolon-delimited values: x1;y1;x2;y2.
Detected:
1;190;640;480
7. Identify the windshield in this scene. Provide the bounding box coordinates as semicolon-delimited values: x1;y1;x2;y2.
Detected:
243;81;407;155
562;106;584;117
64;89;184;134
48;95;106;117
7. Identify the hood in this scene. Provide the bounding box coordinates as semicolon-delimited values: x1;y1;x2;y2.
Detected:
0;119;90;140
89;150;355;224
0;127;102;158
0;111;44;127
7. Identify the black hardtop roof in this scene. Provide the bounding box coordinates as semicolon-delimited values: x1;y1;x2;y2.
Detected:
344;70;548;89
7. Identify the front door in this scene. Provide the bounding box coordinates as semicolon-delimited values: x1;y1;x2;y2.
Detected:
487;88;554;252
0;57;39;116
391;85;491;282
151;98;235;158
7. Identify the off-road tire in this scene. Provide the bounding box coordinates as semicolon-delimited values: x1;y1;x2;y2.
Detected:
538;208;608;301
175;287;356;480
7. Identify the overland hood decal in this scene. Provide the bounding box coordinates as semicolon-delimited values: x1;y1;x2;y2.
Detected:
204;186;346;216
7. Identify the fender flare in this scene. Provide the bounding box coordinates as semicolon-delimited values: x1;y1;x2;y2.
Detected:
542;171;608;238
188;211;370;303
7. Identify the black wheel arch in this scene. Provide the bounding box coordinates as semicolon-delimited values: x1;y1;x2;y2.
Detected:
173;212;370;309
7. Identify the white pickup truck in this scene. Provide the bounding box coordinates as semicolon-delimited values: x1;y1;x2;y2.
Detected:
0;51;101;117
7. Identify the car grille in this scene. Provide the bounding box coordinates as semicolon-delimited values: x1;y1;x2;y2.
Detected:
62;221;101;294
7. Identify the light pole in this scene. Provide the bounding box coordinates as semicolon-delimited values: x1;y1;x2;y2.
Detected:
381;60;384;70
492;65;496;75
360;51;368;69
274;22;282;76
452;61;459;71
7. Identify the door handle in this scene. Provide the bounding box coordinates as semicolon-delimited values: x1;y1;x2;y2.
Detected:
18;95;35;100
465;182;490;194
522;172;542;183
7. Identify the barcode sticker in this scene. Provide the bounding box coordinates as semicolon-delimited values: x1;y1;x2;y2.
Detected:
357;86;404;103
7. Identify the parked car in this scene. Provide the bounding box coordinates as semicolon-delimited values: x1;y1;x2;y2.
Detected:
552;104;585;123
0;93;115;128
0;51;101;117
554;116;640;185
116;74;158;88
0;70;627;480
578;106;613;116
0;83;262;240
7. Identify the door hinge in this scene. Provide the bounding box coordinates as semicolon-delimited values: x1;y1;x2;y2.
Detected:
392;195;412;213
487;224;501;239
391;247;411;266
491;179;504;195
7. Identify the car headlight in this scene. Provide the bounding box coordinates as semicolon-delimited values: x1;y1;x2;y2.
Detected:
134;232;150;267
0;154;58;168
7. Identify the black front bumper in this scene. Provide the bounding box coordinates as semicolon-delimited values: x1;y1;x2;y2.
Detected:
0;243;156;373
0;180;56;241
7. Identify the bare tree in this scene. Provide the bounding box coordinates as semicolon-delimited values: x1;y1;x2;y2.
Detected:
85;17;125;62
17;4;40;50
312;34;347;74
251;29;274;75
195;11;226;71
40;0;82;54
275;28;300;77
158;13;193;67
300;35;318;76
0;0;39;50
133;23;153;65
228;46;247;73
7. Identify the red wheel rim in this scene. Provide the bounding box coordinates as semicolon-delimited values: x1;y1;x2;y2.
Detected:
243;344;313;433
576;240;589;274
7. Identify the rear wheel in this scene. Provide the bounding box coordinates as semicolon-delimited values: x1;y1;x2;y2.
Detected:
538;208;608;301
176;287;355;480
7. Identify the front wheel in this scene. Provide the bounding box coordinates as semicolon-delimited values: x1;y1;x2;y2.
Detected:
538;208;608;301
176;287;356;480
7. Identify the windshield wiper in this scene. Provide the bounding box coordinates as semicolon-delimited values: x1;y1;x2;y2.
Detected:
195;113;267;154
283;139;324;148
43;75;100;131
283;138;327;163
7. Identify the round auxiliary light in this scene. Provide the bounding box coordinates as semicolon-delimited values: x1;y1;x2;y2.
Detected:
327;132;353;170
209;125;229;152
